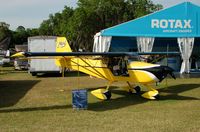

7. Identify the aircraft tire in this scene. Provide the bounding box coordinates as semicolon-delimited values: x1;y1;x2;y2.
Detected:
154;94;160;100
134;86;141;95
104;91;111;100
31;73;37;76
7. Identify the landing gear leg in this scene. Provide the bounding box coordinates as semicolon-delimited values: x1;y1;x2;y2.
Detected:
126;82;141;94
91;81;112;100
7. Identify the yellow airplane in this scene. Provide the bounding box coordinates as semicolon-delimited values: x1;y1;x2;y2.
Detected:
12;37;177;100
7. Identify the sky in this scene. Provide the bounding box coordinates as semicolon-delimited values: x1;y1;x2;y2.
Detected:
1;0;200;30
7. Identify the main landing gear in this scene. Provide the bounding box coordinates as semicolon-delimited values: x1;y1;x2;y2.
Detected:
91;81;112;100
125;81;141;94
141;84;160;100
126;82;160;100
91;82;160;100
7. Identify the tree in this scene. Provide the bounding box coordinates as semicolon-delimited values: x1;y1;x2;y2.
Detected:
0;22;11;42
38;0;163;51
126;0;162;18
11;26;29;45
9;27;39;47
26;28;39;37
39;19;54;36
39;6;74;36
16;26;26;32
67;0;163;51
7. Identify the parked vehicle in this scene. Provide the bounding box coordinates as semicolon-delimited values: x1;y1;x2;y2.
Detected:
14;45;28;70
28;36;60;76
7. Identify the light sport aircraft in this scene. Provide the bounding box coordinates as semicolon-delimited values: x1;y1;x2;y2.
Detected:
12;37;178;100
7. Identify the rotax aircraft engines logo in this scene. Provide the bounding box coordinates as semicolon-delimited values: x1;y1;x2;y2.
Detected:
151;19;193;33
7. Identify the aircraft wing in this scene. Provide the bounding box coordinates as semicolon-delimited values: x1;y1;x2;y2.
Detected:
12;51;180;58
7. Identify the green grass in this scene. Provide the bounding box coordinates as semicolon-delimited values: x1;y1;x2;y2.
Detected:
0;67;200;132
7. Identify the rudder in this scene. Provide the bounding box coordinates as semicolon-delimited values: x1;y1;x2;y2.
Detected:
56;37;72;52
55;37;72;68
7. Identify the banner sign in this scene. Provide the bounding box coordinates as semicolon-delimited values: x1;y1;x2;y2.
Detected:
101;2;200;37
151;19;193;33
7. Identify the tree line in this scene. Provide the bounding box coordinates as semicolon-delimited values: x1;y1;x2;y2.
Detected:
0;0;162;51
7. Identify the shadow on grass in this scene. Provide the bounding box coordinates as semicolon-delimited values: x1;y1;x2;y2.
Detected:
0;80;40;108
87;84;200;111
88;88;145;111
0;83;199;113
65;71;87;77
35;71;87;78
159;84;200;100
0;105;71;113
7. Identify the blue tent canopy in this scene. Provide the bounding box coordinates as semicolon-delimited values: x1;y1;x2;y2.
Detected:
101;2;200;37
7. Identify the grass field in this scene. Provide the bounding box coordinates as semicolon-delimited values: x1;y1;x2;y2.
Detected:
0;67;200;132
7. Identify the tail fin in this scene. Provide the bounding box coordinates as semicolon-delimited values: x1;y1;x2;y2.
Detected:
55;37;72;68
56;37;72;52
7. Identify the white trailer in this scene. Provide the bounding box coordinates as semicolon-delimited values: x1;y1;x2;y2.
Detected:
28;36;60;76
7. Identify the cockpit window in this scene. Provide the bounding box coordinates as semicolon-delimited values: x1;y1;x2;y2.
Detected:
108;57;129;76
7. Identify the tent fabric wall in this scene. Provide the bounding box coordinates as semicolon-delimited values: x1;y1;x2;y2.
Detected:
93;32;112;52
136;37;155;52
178;38;195;73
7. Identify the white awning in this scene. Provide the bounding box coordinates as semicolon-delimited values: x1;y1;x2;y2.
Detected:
93;32;112;52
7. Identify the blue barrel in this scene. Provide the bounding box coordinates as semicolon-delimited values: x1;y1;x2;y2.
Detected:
72;89;88;109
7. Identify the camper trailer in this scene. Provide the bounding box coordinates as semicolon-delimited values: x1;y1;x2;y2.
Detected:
28;36;60;76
